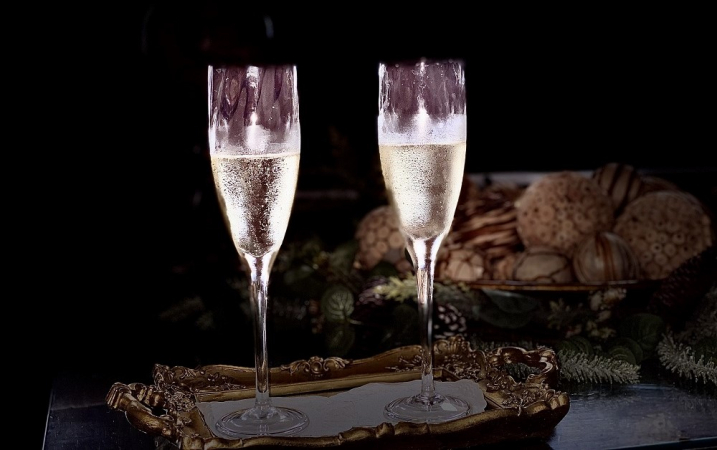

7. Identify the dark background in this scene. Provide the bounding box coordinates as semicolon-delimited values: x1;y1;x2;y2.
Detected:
23;3;714;447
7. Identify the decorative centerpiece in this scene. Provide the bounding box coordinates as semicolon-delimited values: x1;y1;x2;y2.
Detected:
515;170;615;258
157;161;716;390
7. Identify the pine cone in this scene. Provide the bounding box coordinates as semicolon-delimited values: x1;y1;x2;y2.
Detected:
434;302;467;341
648;246;717;330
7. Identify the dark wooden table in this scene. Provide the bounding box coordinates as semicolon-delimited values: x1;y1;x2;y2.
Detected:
43;357;717;450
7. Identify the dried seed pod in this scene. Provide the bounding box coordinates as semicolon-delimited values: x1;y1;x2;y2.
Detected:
354;205;412;273
515;171;614;257
436;242;491;283
449;203;521;259
613;191;714;280
592;162;643;215
572;231;642;282
492;252;519;281
512;247;575;283
448;179;523;272
638;175;680;196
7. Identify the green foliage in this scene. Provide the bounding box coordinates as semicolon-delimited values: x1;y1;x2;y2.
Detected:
385;303;419;347
160;233;716;388
676;285;717;346
657;332;717;385
320;284;355;323
608;346;637;365
479;304;534;329
556;336;594;356
327;240;359;273
609;337;645;364
655;284;716;385
435;282;484;319
546;298;593;331
618;313;666;358
324;322;356;357
372;276;419;303
283;264;325;298
475;289;539;329
558;349;641;384
482;289;540;314
692;336;717;366
368;261;400;278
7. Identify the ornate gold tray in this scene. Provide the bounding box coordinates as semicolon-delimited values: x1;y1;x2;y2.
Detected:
106;335;569;449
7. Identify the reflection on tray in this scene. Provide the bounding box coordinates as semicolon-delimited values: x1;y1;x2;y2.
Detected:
199;379;487;439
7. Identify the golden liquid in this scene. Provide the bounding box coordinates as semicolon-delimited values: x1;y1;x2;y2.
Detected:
211;152;300;256
379;142;466;241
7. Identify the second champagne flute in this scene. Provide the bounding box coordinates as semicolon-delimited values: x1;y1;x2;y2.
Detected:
378;58;471;423
207;64;308;437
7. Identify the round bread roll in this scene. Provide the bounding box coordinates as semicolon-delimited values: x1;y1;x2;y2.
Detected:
512;247;574;283
515;171;614;256
613;191;714;280
572;231;642;282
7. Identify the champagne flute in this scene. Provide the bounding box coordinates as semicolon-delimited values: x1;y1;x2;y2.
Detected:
207;64;308;437
378;59;470;423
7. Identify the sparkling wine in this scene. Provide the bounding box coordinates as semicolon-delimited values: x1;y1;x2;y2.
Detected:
379;142;466;241
211;152;300;256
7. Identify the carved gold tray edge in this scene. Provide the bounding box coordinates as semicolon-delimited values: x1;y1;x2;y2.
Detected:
107;335;570;449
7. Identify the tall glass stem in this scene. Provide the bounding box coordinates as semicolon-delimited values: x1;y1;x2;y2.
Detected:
407;235;441;401
216;249;309;436
384;232;470;423
246;252;276;415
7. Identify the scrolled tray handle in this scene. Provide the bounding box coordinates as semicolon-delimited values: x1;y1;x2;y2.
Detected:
487;346;560;388
106;382;179;441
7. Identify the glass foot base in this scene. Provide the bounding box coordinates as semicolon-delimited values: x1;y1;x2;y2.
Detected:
216;405;309;437
384;393;471;424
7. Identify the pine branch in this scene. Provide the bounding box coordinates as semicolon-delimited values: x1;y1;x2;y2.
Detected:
372;275;419;303
558;350;640;384
657;333;717;386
